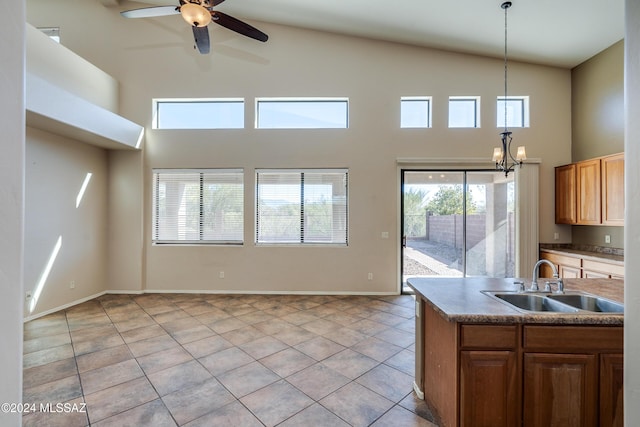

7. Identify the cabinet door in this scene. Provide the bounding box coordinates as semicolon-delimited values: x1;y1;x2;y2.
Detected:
559;265;581;278
460;351;518;427
555;164;577;224
600;353;624;427
601;153;624;226
583;269;610;279
523;353;597;427
576;159;602;225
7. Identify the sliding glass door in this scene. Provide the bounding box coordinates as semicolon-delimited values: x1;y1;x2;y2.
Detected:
402;170;515;289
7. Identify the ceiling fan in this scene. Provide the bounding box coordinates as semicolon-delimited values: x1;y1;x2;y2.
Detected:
120;0;268;54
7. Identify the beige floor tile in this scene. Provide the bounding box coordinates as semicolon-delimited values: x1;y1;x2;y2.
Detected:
114;315;157;333
384;348;415;376
147;360;212;397
221;324;265;346
351;336;403;362
216;361;280;398
321;348;379;380
272;324;317;346
76;344;133;373
162;379;235;425
239;335;288;359
371;405;438;427
286;363;350;401
23;357;78;389
85;377;158;424
69;324;117;343
294;336;345;361
182;335;233;358
199;347;255;376
183;400;263;427
241;379;314;426
127;334;179;358
24;332;71;354
80;358;144;395
120;323;168;344
320;382;395;427
259;347;315;378
23;375;82;406
208;317;248;334
278;403;350;427
355;363;414;402
91;399;176;427
170;324;216;344
137;346;194;374
375;328;415;348
23;321;70;341
23;343;75;369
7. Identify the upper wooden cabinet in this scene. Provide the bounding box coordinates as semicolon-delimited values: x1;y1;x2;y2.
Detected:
576;158;602;225
602;153;625;226
555;153;624;226
555;164;577;224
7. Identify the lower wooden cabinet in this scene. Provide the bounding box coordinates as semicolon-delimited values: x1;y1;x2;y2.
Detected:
420;301;624;427
539;250;624;279
600;353;624;427
460;351;518;427
523;353;597;427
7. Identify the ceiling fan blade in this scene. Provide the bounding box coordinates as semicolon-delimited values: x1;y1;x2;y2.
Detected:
210;0;226;6
121;6;180;19
211;11;268;42
192;26;211;54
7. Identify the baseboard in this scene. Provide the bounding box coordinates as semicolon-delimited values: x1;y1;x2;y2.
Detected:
413;381;425;400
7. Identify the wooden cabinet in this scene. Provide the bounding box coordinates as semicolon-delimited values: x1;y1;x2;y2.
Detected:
576;159;602;225
555;164;577;224
555;153;623;226
523;353;597;427
602;153;625;226
600;353;624;427
539;250;624;279
419;301;624;427
460;350;518;427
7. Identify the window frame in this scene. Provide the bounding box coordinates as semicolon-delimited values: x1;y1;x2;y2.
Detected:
497;96;530;128
255;97;349;129
152;168;244;245
255;168;349;246
152;98;245;130
401;96;433;128
448;96;481;128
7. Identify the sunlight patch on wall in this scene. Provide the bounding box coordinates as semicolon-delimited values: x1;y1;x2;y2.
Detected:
29;235;62;314
76;172;93;208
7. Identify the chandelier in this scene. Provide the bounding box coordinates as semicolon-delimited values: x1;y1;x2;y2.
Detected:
492;1;526;177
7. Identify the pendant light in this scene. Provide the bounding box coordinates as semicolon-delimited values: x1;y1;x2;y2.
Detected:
492;1;526;177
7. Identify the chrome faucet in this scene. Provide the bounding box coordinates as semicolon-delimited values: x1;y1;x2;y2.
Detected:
530;259;564;293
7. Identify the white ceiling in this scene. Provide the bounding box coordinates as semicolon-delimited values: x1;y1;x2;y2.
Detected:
122;0;625;68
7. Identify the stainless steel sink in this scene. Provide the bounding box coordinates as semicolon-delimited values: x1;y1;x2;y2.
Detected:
483;291;624;314
492;293;579;313
547;294;624;313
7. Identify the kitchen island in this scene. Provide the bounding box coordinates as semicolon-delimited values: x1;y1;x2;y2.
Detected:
408;277;624;427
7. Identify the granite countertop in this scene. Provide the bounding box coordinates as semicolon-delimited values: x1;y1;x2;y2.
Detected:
408;277;624;326
539;245;624;264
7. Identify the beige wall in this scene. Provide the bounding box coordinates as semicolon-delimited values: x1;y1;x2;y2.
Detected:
570;40;625;248
0;0;24;421
27;0;572;294
24;127;109;317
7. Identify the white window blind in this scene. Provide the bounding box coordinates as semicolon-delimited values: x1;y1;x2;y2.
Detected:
256;169;348;245
152;169;244;244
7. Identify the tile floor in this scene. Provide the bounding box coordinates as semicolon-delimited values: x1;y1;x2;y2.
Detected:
22;293;436;426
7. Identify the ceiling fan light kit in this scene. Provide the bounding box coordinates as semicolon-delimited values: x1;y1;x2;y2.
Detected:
120;0;268;54
180;2;212;27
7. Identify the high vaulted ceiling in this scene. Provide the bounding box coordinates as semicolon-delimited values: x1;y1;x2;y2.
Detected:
117;0;625;68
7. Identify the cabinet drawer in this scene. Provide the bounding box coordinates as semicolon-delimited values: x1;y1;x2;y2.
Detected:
460;325;518;349
582;259;624;277
542;252;581;268
524;326;623;352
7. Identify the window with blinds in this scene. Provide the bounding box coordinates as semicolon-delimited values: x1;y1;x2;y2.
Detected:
152;169;244;244
256;169;348;245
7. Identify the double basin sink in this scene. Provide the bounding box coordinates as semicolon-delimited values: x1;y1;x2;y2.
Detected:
483;291;624;314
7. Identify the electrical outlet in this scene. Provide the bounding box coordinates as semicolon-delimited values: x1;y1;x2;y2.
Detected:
381;231;389;239
605;235;611;244
367;272;373;281
70;281;75;289
25;291;32;301
553;232;559;240
219;271;225;279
